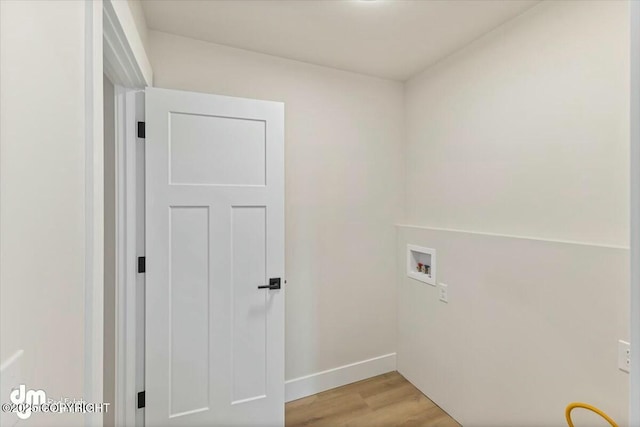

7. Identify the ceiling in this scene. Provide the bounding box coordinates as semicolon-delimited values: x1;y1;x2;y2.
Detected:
141;0;540;81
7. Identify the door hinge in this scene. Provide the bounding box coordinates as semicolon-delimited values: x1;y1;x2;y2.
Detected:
138;256;146;273
137;391;145;409
137;121;145;139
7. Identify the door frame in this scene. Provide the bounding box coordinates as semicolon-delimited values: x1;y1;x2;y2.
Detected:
104;0;151;424
112;88;145;427
85;0;151;426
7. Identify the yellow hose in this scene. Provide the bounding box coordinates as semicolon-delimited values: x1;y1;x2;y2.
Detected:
565;402;618;427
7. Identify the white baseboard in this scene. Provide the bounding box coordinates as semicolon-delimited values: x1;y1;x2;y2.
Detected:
285;353;397;402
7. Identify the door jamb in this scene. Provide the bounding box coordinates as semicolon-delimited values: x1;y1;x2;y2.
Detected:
113;88;144;427
87;0;151;426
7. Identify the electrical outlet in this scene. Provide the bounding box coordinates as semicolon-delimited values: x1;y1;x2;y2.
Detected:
618;340;630;373
438;283;448;303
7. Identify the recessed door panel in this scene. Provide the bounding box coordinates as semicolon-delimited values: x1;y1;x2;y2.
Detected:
231;206;267;404
169;206;210;417
169;112;266;186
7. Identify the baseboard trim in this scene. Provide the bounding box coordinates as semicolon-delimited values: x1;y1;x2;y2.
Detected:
285;353;397;402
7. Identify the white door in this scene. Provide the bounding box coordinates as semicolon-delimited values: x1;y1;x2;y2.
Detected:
145;87;285;427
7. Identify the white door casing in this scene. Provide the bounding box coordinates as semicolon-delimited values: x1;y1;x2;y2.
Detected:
145;87;285;426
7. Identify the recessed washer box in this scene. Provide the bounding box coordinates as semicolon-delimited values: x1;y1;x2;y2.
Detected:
407;245;436;286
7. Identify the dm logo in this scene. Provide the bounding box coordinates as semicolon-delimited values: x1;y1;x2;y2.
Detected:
10;384;46;420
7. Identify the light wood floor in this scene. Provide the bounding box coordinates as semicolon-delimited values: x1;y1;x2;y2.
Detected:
285;372;461;427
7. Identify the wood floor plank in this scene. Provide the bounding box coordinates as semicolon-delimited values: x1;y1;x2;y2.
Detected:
285;372;461;427
286;393;369;427
362;381;426;410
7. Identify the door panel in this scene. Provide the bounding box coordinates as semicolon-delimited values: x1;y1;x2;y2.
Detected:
231;206;267;404
169;113;266;186
146;87;284;427
169;206;210;417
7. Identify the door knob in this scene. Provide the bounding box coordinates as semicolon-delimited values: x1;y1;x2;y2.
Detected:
258;278;281;290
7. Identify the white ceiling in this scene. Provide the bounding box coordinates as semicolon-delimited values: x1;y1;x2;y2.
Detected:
141;0;540;81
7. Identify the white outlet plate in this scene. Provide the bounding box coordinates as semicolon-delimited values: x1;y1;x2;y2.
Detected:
438;283;448;303
618;340;630;373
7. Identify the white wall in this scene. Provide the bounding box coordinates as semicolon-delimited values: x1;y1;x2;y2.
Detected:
404;0;629;246
148;31;405;383
399;1;630;425
397;228;629;426
0;1;87;425
126;0;150;61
